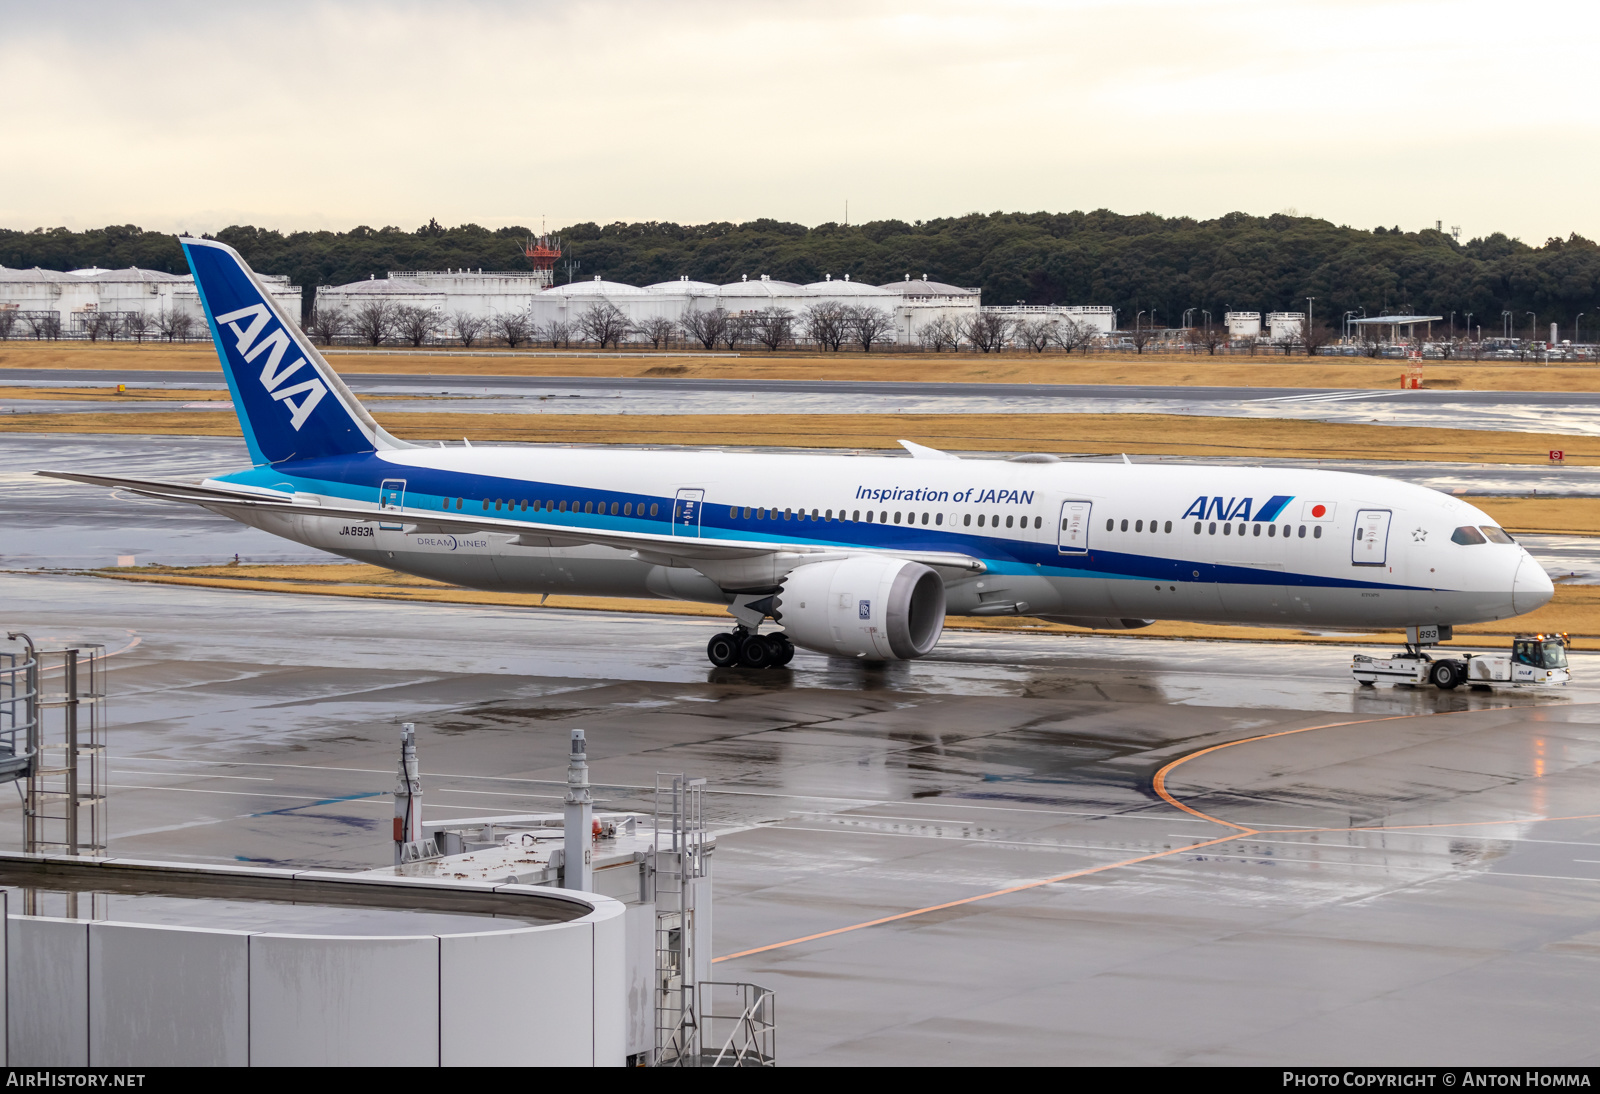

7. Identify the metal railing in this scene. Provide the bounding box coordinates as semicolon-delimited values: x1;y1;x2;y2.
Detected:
0;634;39;784
10;636;108;858
698;981;776;1067
654;772;708;1066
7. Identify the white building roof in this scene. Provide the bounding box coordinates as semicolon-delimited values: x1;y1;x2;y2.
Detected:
802;279;893;297
0;267;75;282
65;267;186;282
644;279;721;294
540;278;648;297
324;277;436;296
876;278;977;296
1349;314;1443;325
718;277;802;299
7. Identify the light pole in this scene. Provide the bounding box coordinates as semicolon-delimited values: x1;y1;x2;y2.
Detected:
1502;310;1512;340
1449;311;1455;339
1182;307;1195;329
1343;310;1355;341
1465;313;1473;343
1576;312;1584;344
1527;311;1537;343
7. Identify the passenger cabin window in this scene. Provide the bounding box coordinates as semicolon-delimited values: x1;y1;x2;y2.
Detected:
1481;526;1515;544
650;503;659;517
1452;526;1488;545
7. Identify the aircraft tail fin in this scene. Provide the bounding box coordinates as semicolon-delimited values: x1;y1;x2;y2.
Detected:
180;236;414;466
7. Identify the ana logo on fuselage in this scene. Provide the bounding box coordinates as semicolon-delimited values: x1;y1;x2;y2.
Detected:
1180;495;1294;523
212;303;327;431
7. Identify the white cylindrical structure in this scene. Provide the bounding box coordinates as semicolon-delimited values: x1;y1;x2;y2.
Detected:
564;729;594;892
393;722;422;863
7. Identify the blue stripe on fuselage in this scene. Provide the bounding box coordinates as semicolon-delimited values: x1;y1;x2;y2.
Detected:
217;456;1427;593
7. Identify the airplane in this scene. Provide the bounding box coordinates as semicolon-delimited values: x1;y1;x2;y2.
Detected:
42;237;1554;672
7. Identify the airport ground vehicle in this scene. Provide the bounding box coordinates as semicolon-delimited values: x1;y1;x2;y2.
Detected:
1352;632;1570;690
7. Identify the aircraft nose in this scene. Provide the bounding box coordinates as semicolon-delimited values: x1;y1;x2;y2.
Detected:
1512;552;1554;615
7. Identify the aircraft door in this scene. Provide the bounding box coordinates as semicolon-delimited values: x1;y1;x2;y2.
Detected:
379;478;406;531
1057;500;1091;554
1352;509;1391;565
673;488;705;537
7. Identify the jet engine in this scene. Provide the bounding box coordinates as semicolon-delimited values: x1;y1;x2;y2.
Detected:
776;557;946;660
1035;616;1155;631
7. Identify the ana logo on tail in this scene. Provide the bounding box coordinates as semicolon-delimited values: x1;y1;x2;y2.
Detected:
212;303;326;431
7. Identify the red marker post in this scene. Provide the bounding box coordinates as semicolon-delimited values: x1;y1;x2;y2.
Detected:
1550;450;1565;463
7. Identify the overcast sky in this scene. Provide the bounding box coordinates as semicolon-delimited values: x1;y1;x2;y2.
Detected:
1;0;1587;242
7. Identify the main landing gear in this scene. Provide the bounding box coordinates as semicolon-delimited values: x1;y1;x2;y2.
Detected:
707;629;795;670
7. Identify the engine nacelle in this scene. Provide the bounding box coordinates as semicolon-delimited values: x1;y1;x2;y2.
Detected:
1035;616;1155;631
777;557;946;660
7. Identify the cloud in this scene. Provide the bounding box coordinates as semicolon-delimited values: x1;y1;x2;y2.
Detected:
0;0;1593;241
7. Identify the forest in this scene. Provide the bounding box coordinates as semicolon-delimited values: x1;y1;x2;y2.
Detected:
4;211;1600;333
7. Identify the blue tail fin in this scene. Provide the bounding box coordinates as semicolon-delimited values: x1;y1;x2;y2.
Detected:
182;236;403;466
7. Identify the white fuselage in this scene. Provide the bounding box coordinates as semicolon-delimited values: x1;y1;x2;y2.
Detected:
214;446;1550;631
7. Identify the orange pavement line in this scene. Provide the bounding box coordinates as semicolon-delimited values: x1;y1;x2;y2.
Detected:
713;710;1452;964
711;831;1250;963
1149;713;1428;829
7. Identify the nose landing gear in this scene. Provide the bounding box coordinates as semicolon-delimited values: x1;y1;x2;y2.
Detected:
707;628;795;669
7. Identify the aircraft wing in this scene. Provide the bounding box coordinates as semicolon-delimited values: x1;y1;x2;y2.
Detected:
38;471;986;575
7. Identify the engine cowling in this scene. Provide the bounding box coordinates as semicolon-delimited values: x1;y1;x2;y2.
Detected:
1035;616;1155;631
776;557;946;660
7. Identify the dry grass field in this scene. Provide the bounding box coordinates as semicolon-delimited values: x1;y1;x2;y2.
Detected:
91;563;1600;645
6;340;1600;392
1;407;1591;466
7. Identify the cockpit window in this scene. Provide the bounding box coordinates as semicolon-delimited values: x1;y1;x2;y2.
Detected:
1451;526;1487;545
1480;526;1515;544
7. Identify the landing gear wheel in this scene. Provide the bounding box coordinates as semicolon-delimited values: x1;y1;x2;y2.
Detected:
738;633;773;669
1429;660;1462;690
766;634;795;667
707;632;740;668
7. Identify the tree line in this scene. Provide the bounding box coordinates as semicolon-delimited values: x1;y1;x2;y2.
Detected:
309;299;916;352
6;212;1600;332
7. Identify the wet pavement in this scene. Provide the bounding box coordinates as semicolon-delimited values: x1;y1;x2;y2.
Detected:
6;423;1600;1064
6;369;1600;436
1;570;1598;1065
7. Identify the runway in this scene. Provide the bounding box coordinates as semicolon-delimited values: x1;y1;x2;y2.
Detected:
2;571;1597;1064
5;368;1600;435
